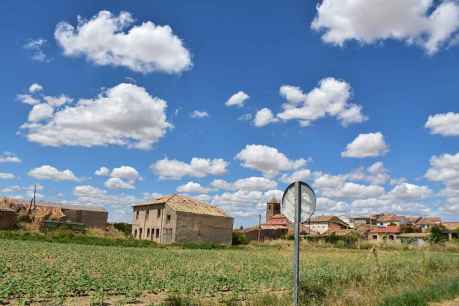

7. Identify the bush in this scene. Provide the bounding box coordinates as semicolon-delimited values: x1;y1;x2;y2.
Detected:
112;223;132;236
429;226;448;244
232;231;249;245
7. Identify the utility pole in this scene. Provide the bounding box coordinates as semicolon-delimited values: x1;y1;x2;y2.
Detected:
32;184;37;210
257;214;262;242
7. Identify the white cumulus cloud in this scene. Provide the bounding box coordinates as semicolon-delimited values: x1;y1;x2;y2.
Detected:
425;112;459;136
176;181;210;194
311;0;459;55
190;110;209;119
28;165;78;181
104;177;134;189
55;11;192;74
0;152;21;164
341;132;389;158
254;108;278;127
236;144;306;176
151;157;228;180
225;91;249;107
28;104;54;122
95;167;110;177
29;83;43;93
277;78;367;127
21;83;171;150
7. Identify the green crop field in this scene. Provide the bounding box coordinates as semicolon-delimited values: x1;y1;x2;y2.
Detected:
1;239;459;305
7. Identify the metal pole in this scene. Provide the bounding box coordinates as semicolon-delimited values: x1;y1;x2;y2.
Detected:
293;182;301;306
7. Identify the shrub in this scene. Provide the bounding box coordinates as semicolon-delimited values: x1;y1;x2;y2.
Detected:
232;231;249;245
112;223;132;237
429;226;448;244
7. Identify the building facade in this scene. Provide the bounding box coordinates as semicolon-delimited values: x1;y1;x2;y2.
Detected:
0;208;17;230
132;195;233;245
38;203;108;229
303;216;349;235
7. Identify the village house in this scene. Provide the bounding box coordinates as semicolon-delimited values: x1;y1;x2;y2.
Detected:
132;195;233;245
375;214;405;227
303;216;349;235
416;217;442;232
368;226;401;243
350;216;377;227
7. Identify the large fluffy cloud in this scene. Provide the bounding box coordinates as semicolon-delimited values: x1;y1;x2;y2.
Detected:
236;144;306;176
151;157;228;180
311;0;459;54
341;132;389;158
311;0;459;55
28;165;77;181
55;11;191;74
425;112;459;136
274;78;367;127
21;83;171;150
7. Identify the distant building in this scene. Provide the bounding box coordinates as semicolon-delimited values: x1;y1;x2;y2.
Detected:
303;216;349;235
368;226;401;242
350;216;377;227
132;195;233;245
244;197;288;241
376;214;404;227
416;217;442;232
0;208;17;230
38;203;108;229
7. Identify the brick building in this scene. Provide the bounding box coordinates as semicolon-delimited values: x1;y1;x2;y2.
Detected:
132;195;233;245
0;208;17;230
38;203;108;229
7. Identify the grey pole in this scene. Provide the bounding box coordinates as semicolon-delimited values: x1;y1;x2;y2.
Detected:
293;181;301;306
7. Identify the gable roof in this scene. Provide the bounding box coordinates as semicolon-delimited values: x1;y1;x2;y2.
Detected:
416;217;441;225
134;194;230;217
39;202;107;213
309;215;348;225
443;222;459;231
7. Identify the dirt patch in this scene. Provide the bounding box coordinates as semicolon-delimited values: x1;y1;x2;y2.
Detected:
431;297;459;306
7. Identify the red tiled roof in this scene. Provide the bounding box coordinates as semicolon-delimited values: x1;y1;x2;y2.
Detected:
379;215;402;223
443;222;459;231
369;226;400;234
267;214;289;226
416;217;441;225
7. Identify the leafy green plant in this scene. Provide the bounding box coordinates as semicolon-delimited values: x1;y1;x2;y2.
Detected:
232;231;249;246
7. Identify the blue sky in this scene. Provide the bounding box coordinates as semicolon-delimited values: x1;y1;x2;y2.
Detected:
1;0;459;227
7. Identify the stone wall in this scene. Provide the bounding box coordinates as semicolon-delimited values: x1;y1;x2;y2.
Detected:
175;212;233;245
